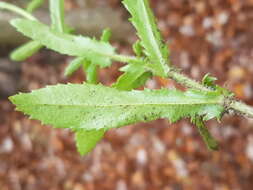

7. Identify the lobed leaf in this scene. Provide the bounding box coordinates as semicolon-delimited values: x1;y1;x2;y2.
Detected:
11;19;115;67
10;84;225;131
123;0;170;77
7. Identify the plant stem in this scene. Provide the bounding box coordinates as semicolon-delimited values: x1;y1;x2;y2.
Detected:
167;71;209;91
230;101;253;118
109;54;209;90
167;66;253;118
110;54;253;118
108;54;140;63
168;67;253;118
0;2;37;21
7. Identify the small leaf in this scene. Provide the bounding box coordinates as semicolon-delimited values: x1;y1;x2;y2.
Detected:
113;63;149;90
75;129;105;156
64;57;85;76
192;117;219;150
10;84;225;131
100;28;112;42
123;0;170;77
26;0;44;13
202;73;217;89
202;74;234;98
133;40;143;57
131;72;152;89
11;19;115;67
83;61;98;84
10;41;43;61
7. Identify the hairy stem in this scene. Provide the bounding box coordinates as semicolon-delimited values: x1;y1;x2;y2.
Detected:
108;54;140;63
168;67;253;118
230;101;253;118
167;67;253;118
110;54;253;118
168;71;209;91
0;2;37;21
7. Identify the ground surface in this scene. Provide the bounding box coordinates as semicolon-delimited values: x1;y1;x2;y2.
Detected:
1;0;253;189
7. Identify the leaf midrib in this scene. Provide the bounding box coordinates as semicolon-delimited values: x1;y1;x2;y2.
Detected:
139;1;166;66
19;101;222;108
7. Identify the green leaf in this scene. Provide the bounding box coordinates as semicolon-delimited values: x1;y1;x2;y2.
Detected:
192;117;219;150
64;57;85;76
202;73;217;89
75;129;105;156
26;0;44;13
65;58;98;83
11;19;115;67
131;72;152;89
133;40;143;57
9;0;67;62
10;84;224;131
202;74;234;98
49;0;66;33
113;63;150;90
100;28;112;42
83;61;98;84
10;41;43;61
123;0;170;77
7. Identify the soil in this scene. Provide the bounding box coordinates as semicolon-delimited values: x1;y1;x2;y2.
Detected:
0;0;253;190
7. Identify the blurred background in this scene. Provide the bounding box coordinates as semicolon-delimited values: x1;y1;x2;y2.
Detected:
1;0;253;189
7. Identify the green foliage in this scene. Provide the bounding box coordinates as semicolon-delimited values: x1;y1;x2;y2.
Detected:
4;0;251;155
10;0;66;62
10;84;224;131
26;0;44;13
10;41;43;61
202;74;234;98
83;60;98;84
64;57;86;77
100;28;112;43
202;74;218;89
49;0;66;33
192;117;219;150
133;40;143;57
11;19;115;67
123;0;170;77
113;63;151;90
65;28;113;85
0;2;37;20
75;129;105;156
